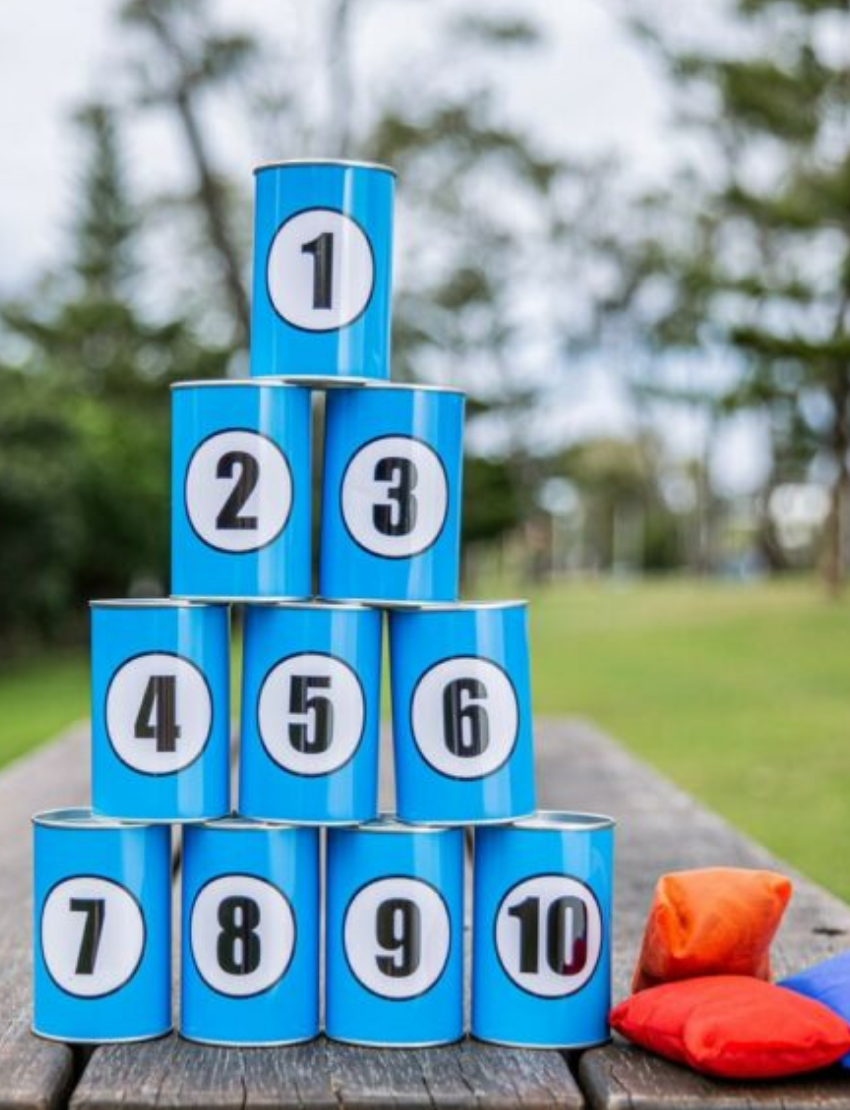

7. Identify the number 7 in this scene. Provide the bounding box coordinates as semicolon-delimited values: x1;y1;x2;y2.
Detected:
70;898;106;975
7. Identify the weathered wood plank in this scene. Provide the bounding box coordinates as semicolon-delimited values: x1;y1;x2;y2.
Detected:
0;723;90;1110
531;719;850;1109
70;1039;583;1110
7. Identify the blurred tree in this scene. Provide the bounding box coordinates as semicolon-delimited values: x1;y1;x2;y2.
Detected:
120;0;256;343
610;0;850;590
0;102;231;645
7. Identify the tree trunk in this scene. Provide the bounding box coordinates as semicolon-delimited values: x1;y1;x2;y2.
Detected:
822;385;850;596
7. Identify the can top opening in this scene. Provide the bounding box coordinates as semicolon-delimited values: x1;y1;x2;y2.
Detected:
249;600;377;613
335;814;458;837
390;600;528;614
357;381;467;398
89;599;217;610
32;807;153;830
193;815;304;833
170;379;304;392
253;158;396;176
510;811;616;832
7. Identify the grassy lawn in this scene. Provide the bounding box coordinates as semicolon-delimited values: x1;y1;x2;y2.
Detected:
2;577;849;899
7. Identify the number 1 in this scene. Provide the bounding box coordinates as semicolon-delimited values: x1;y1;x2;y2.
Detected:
301;232;334;309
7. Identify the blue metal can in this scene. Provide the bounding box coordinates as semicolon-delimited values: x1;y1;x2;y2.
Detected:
252;160;395;383
180;818;320;1046
171;380;311;601
239;602;383;824
90;600;230;822
389;602;535;824
320;385;465;605
472;812;615;1048
326;818;464;1046
32;809;171;1043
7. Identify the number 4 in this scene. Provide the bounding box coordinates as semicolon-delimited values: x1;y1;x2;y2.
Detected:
135;675;181;753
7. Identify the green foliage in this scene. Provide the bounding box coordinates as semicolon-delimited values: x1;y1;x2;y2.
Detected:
0;102;232;647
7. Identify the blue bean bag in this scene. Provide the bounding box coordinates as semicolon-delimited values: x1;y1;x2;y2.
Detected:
782;951;850;1068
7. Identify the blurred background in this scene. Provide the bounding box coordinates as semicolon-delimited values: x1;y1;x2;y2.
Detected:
1;0;849;893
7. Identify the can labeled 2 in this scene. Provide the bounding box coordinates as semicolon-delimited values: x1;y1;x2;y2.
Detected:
32;809;171;1043
326;818;464;1046
240;602;382;824
252;160;395;383
181;819;320;1046
91;600;230;822
171;380;311;601
472;813;614;1048
390;602;535;823
320;385;465;605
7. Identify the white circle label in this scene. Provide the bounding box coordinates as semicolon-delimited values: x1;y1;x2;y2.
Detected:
341;436;447;559
344;877;451;1000
495;875;603;998
185;430;292;553
258;653;365;776
267;208;374;331
106;653;212;775
42;876;145;997
411;657;518;779
190;874;295;997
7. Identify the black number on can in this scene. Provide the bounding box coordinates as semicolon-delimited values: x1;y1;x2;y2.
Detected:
301;231;334;310
70;898;106;975
375;897;421;978
373;457;418;537
288;675;334;754
507;895;588;976
217;895;261;975
442;677;490;757
215;451;260;531
134;674;181;754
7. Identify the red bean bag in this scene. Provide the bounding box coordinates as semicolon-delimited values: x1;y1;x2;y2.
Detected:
611;976;850;1079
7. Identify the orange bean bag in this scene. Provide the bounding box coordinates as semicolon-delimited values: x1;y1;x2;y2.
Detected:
632;867;792;992
611;976;850;1079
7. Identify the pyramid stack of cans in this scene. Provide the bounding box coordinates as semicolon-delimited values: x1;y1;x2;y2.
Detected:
33;161;614;1050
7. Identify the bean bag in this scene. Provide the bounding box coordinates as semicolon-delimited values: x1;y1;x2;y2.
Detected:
782;951;850;1068
611;975;850;1079
632;867;792;992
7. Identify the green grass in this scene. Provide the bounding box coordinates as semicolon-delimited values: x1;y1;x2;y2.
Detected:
2;578;849;899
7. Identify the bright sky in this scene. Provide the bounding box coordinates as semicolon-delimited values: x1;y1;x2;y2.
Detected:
0;0;767;492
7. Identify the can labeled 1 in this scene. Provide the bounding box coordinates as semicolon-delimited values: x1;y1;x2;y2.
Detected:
326;818;464;1046
472;812;614;1048
171;380;311;601
91;600;230;822
320;384;465;606
181;819;320;1046
252;159;395;383
239;602;382;824
33;809;171;1043
390;602;535;824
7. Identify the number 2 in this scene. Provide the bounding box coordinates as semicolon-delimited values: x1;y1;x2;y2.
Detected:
70;898;106;975
216;451;259;531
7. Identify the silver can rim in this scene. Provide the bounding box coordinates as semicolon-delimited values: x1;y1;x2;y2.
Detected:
388;599;528;614
89;598;222;610
188;815;313;833
253;158;396;176
170;379;306;392
508;810;616;832
32;807;161;830
330;813;459;837
345;381;466;398
245;599;377;613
